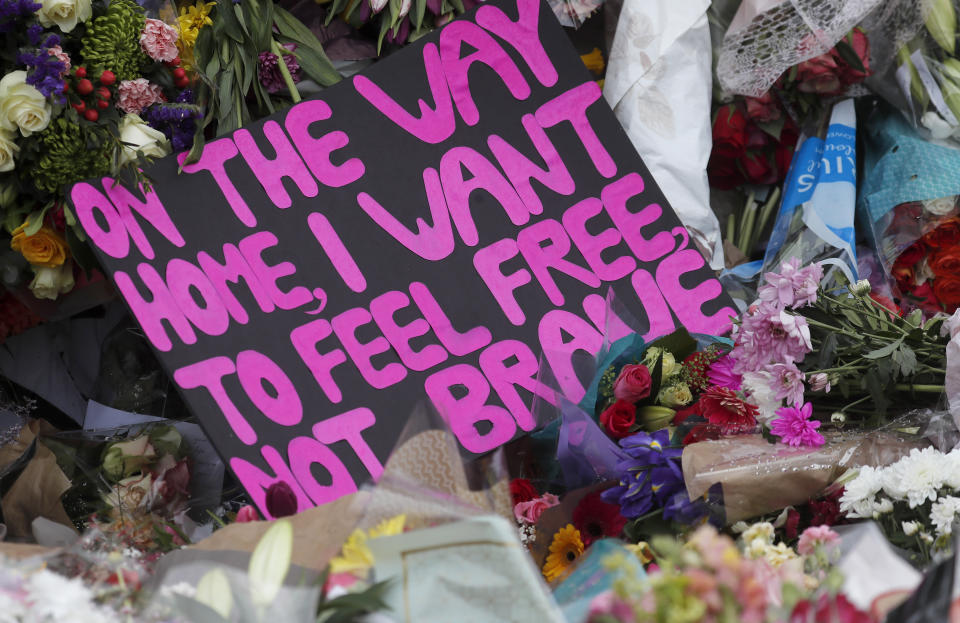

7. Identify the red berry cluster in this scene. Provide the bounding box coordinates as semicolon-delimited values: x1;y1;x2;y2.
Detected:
165;56;189;89
65;66;115;122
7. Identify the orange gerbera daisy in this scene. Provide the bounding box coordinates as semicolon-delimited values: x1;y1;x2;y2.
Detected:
542;524;584;582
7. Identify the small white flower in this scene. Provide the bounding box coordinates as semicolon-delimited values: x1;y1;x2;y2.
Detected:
903;521;920;536
873;497;894;517
850;279;872;296
923;196;957;216
931;496;960;537
831;412;846;425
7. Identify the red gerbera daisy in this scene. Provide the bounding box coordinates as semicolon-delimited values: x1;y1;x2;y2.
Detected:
572;491;627;546
698;386;758;433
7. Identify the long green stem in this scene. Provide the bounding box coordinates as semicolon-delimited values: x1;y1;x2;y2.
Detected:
272;39;301;103
893;384;945;393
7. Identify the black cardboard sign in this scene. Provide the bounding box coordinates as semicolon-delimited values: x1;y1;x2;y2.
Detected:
68;0;735;517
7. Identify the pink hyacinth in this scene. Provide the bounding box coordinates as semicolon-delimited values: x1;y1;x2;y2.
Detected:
770;402;824;447
707;354;742;390
140;18;180;62
731;303;812;374
118;78;164;114
758;258;823;309
767;361;806;406
47;45;70;76
796;525;839;556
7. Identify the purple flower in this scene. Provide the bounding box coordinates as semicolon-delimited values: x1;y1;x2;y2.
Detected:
257;44;301;94
758;257;823;309
767;361;805;406
770;402;824;447
0;0;41;33
18;32;67;100
143;102;203;152
601;429;685;518
731;303;812;374
706;354;742;390
662;491;710;525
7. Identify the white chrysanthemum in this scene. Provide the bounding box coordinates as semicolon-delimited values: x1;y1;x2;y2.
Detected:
903;521;920;536
24;570;119;623
839;465;885;518
944;450;960;491
742;521;775;545
931;496;960;537
882;447;946;508
741;371;782;424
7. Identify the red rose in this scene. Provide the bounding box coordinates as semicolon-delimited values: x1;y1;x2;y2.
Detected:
510;478;538;505
796;53;844;95
934;275;960;309
924;218;960;248
895;240;926;266
745;91;781;123
740;151;776;185
834;27;871;85
612;364;652;402
931;247;960;276
599;399;637;439
711;104;748;158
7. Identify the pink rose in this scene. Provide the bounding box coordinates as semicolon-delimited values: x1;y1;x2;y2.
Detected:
745;91;780;124
796;53;844;96
47;45;70;76
513;493;559;523
118;78;164;114
612;364;652;402
140;18;180;63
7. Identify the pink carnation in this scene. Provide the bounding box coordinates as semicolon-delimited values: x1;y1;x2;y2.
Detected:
47;45;70;76
796;525;839;556
140;18;180;62
513;493;559;523
118;79;164;114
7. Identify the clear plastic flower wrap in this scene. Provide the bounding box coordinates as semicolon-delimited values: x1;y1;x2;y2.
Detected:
859;100;960;314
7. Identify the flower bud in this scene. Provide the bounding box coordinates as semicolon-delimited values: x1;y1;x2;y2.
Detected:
850;279;872;296
830;412;846;425
809;373;831;393
926;0;957;55
265;480;298;518
236;505;260;523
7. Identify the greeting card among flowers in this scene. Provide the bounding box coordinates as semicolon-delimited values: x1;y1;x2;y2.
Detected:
67;0;735;517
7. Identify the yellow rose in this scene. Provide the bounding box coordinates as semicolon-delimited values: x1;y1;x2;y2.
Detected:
11;223;69;267
0;128;18;172
0;71;52;137
37;0;92;32
658;382;693;408
642;347;678;377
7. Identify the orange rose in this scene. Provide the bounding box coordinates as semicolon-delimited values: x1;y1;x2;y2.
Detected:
10;223;68;267
931;248;960;277
934;276;960;309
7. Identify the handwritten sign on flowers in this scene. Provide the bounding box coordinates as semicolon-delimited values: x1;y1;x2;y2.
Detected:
68;0;735;517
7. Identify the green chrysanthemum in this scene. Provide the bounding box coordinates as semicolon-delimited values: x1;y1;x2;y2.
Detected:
34;119;113;195
80;0;147;82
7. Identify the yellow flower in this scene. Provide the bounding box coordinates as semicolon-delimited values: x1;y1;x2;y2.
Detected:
10;223;68;267
176;1;215;69
625;541;654;565
329;514;405;575
580;47;605;76
542;524;584;582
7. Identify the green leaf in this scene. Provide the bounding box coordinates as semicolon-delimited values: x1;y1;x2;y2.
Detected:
863;338;903;360
23;206;50;236
376;15;393;55
234;3;251;38
288;43;341;87
181;126;207;167
448;0;463;12
905;308;924;328
648;328;697;362
273;6;342;84
216;0;245;42
817;332;838;369
204;54;221;78
217;68;236;129
413;0;426;29
834;37;866;74
892;344;918;377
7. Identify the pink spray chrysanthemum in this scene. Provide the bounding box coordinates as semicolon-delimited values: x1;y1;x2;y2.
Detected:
796;525;839;556
140;18;179;63
117;79;164;114
731;303;812;374
767;361;806;406
769;402;824;447
706;354;742;390
758;257;823;309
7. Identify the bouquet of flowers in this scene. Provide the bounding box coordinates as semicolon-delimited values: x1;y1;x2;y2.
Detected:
839;445;960;566
0;0;206;302
585;523;871;623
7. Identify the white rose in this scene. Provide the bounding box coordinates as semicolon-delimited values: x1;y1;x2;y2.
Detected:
0;128;18;172
923;196;957;216
37;0;92;32
0;72;51;137
118;114;170;166
29;262;75;300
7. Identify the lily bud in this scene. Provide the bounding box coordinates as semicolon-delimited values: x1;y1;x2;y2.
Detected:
897;46;930;109
926;0;957;55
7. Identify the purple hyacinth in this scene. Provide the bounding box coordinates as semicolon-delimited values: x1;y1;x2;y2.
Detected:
257;45;301;94
143;103;203;153
0;0;41;33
